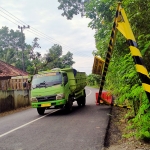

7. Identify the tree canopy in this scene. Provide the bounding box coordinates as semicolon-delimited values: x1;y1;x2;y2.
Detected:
57;0;150;140
0;26;75;75
58;0;85;19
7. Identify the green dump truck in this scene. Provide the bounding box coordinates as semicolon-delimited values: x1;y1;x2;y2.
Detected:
30;68;87;115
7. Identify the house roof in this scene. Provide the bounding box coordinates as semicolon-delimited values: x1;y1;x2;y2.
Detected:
0;60;28;78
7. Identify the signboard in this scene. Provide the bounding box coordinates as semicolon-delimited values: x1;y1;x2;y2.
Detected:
92;56;105;75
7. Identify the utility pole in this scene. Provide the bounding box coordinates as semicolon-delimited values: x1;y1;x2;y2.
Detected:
18;25;30;71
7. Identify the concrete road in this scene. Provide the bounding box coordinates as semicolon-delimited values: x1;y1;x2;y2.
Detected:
0;87;111;150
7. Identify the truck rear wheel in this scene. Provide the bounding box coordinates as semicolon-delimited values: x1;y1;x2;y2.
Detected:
37;108;45;115
82;97;86;106
65;97;73;112
77;99;82;107
77;96;86;106
81;89;86;106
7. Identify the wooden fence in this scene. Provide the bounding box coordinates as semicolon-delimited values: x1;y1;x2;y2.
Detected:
0;76;30;91
0;76;31;113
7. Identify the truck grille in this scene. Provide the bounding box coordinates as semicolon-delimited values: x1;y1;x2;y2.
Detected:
37;95;56;102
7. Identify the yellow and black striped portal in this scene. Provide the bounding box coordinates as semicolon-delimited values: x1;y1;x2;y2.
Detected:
97;3;150;103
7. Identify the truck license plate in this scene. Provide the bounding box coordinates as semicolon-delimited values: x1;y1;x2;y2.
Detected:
41;103;51;107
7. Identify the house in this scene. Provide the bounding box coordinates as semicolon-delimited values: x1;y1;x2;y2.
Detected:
0;60;29;90
0;60;28;80
0;60;30;113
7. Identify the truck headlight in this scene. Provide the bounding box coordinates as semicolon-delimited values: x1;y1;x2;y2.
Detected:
56;94;64;100
30;97;38;102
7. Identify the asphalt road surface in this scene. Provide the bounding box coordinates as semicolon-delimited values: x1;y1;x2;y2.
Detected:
0;87;111;150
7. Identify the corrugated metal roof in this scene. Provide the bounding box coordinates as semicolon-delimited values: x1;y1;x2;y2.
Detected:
0;60;28;77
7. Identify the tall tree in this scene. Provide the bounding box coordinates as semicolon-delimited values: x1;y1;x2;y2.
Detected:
0;26;32;71
0;26;23;50
58;0;86;19
44;44;75;70
28;37;43;74
60;51;75;68
44;44;62;69
0;26;22;64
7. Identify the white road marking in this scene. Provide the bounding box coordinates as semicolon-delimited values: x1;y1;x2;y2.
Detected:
86;88;92;97
0;110;58;138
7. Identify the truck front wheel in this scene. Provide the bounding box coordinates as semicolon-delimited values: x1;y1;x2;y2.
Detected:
65;97;73;112
37;108;45;115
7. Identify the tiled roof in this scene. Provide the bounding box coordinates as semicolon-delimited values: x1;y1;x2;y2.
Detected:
0;60;28;77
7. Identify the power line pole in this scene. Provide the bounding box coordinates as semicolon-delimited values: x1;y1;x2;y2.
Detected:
18;25;30;71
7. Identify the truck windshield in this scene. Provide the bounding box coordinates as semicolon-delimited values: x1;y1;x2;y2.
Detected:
32;72;62;89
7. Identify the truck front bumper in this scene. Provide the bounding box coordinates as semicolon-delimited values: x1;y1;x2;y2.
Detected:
31;99;66;108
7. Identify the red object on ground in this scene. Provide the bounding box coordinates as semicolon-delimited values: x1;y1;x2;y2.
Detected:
95;91;112;105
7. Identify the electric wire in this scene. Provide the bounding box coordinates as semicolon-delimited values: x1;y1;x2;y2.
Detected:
0;6;94;72
0;7;94;57
0;13;93;67
0;14;19;26
0;10;77;55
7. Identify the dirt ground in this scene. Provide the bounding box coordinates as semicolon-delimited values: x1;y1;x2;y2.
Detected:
104;106;150;150
0;106;31;117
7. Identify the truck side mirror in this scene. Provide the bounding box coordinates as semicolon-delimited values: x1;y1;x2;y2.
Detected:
63;76;68;85
23;82;27;88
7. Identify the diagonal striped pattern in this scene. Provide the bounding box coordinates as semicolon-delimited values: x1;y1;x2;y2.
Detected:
128;40;150;100
117;6;150;101
97;5;121;104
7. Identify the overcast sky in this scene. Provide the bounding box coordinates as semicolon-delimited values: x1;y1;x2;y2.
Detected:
0;0;96;75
